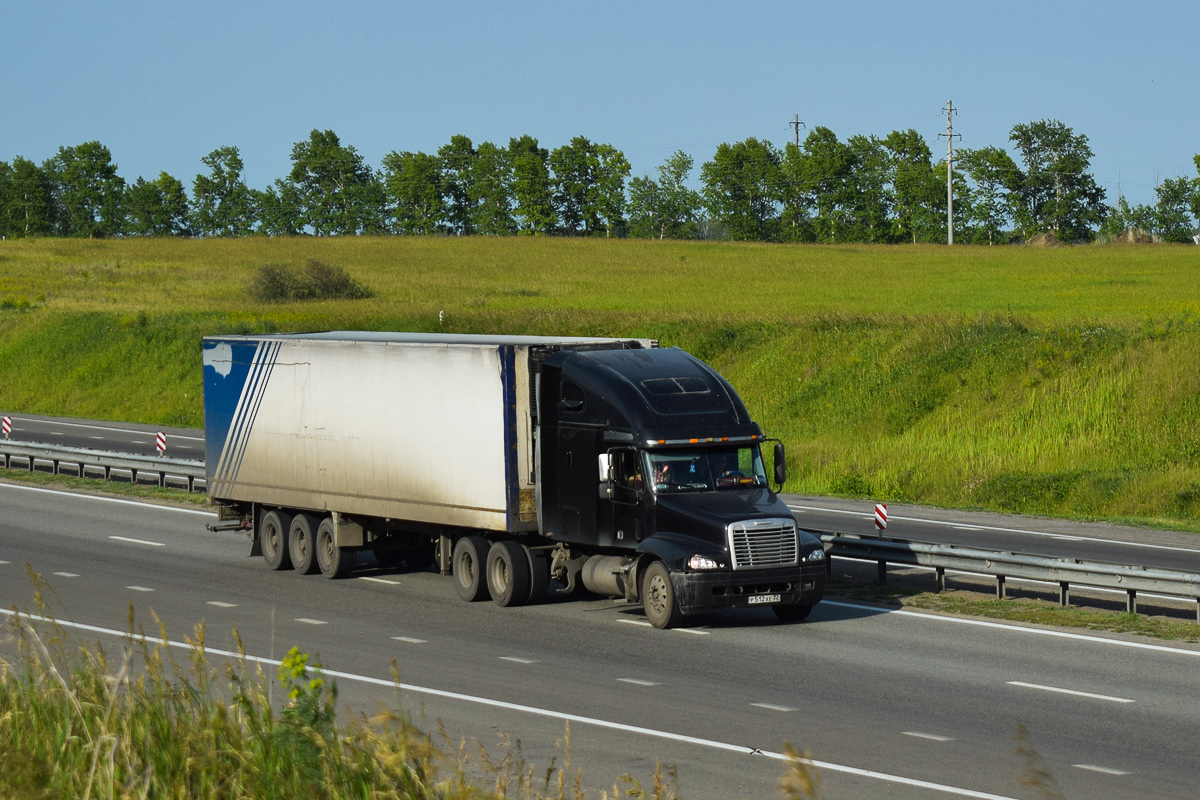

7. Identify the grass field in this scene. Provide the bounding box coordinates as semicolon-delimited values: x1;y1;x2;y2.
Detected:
2;236;1199;529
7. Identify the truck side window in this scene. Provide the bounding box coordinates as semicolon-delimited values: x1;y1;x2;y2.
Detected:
560;381;585;413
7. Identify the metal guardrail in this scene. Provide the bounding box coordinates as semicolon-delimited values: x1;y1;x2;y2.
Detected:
818;531;1200;622
0;441;206;493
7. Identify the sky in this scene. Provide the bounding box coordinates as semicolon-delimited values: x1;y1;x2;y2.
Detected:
3;1;1197;209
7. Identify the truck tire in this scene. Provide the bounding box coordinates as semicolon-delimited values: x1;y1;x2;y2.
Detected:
315;517;356;579
260;510;294;571
773;603;814;622
525;546;550;605
453;536;491;602
641;561;683;629
288;514;321;575
487;540;531;607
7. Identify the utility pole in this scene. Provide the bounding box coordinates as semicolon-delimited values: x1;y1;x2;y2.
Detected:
790;114;805;147
939;101;961;245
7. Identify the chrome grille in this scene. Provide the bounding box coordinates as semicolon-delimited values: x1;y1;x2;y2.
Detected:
727;518;798;570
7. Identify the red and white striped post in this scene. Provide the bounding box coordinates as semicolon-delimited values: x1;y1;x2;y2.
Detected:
155;432;166;454
1;416;10;439
873;502;888;584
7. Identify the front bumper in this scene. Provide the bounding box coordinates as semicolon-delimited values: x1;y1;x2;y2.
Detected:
672;562;826;615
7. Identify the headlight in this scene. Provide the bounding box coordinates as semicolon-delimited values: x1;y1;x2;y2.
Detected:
803;548;826;562
687;554;721;570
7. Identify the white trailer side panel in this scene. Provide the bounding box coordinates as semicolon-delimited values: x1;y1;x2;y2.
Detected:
205;337;523;531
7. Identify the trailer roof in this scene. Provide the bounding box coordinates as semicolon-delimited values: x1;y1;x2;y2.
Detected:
204;331;657;348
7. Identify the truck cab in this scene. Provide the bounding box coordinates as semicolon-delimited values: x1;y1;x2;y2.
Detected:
536;346;826;627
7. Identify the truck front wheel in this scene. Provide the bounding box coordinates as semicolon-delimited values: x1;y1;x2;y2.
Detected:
641;562;683;629
487;540;531;607
315;517;356;579
453;536;491;602
260;510;293;571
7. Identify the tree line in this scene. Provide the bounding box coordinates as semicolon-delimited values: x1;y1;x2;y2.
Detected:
2;122;1198;243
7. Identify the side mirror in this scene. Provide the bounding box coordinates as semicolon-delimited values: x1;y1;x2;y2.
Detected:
773;442;787;486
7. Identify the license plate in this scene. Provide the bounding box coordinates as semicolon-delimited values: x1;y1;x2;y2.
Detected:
747;593;781;605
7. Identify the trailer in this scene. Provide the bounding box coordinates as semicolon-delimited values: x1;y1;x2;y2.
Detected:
202;332;825;628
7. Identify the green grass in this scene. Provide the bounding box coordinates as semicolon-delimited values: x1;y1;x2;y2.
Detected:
2;237;1200;528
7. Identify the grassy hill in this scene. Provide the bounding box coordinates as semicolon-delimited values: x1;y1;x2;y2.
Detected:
2;236;1199;530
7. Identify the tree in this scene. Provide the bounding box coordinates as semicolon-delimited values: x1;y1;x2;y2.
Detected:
252;180;304;236
1153;177;1197;243
842;135;891;243
780;127;853;243
700;138;782;241
0;157;55;237
381;150;446;235
469;141;516;235
627;150;701;239
509;135;556;235
957;146;1018;245
439;135;477;235
1008;120;1106;241
126;172;191;236
283;129;385;235
549;136;631;236
883;130;943;243
43;141;126;238
191;146;255;236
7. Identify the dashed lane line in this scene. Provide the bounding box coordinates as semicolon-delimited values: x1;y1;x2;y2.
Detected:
110;535;166;547
619;619;653;628
359;576;401;585
392;636;427;644
0;607;1024;800
1006;681;1134;704
295;618;327;625
751;703;795;712
904;732;955;742
617;678;659;687
127;586;154;592
207;601;237;608
53;572;80;578
499;657;538;664
1073;764;1130;776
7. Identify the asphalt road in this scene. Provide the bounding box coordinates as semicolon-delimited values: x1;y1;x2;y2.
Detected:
3;482;1199;799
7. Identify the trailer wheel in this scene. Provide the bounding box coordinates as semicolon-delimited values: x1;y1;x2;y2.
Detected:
487;541;531;607
288;514;321;575
525;546;550;605
641;561;682;629
453;536;491;602
315;517;356;579
773;603;814;622
260;510;294;571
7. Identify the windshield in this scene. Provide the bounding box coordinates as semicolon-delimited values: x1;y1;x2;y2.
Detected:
644;446;768;494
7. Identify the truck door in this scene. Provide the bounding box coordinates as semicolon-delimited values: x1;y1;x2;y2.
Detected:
597;446;644;548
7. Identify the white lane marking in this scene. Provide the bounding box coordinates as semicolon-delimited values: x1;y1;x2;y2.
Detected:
207;601;237;608
751;703;796;712
49;432;64;436
127;586;154;593
822;600;1200;657
392;636;427;644
295;618;327;625
359;576;400;585
0;483;215;516
88;436;104;440
110;535;166;547
499;657;538;664
618;618;709;634
9;417;204;441
130;440;148;444
619;619;653;628
1073;764;1130;776
676;627;710;635
0;608;1022;800
1007;681;1134;703
0;560;10;565
618;678;659;686
904;731;955;742
952;526;982;530
789;503;1200;555
53;572;80;578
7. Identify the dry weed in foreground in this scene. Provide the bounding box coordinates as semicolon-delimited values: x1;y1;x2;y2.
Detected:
1014;723;1067;800
778;744;824;800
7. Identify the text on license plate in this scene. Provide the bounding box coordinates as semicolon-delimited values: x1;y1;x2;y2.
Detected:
747;594;781;605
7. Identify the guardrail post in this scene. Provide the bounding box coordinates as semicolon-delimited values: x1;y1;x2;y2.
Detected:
876;560;887;585
1059;582;1070;607
996;575;1007;599
934;566;945;593
1126;590;1137;615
